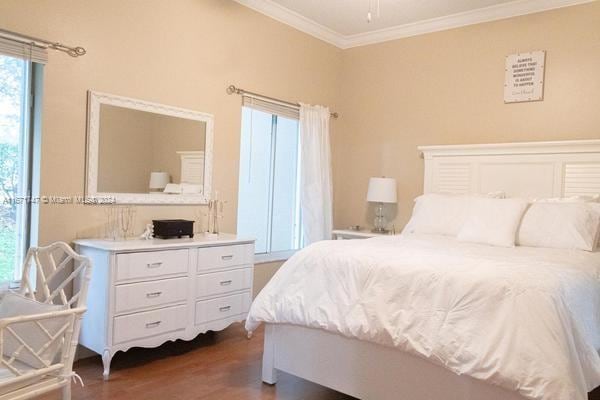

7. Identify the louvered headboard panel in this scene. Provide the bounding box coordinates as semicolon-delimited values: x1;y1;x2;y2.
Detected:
564;163;600;197
435;163;471;194
419;140;600;198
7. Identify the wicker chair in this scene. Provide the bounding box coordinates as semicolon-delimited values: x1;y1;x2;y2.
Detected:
0;242;92;400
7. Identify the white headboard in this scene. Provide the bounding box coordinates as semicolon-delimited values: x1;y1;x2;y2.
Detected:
419;140;600;198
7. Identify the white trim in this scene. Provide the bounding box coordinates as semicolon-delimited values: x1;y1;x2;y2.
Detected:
254;249;296;264
85;90;214;205
342;0;595;48
232;0;343;48
233;0;595;49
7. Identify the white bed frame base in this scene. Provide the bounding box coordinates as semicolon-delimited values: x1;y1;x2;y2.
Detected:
263;324;525;400
261;139;600;400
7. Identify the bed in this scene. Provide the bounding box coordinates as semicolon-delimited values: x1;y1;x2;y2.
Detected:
246;139;600;400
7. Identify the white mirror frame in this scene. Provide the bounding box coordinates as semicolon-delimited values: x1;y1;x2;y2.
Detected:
86;91;214;204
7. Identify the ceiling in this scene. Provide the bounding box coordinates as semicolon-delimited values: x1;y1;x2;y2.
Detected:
270;0;516;36
233;0;594;48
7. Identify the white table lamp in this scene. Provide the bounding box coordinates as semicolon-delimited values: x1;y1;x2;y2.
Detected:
149;172;170;192
367;177;397;233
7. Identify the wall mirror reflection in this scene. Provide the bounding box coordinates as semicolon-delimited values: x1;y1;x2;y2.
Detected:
86;91;213;204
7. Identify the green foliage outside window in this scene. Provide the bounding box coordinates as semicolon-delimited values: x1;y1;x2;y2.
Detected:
0;55;24;281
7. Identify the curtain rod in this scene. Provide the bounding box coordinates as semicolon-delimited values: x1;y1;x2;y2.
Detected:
0;28;86;57
226;85;338;119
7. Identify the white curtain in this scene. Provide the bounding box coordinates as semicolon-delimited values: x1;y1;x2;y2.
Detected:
299;103;333;245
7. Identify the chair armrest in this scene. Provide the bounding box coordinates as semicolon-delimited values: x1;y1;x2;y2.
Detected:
0;307;87;329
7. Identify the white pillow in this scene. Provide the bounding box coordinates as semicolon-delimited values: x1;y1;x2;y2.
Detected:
403;192;507;236
517;203;600;251
457;198;529;247
403;194;469;236
0;292;67;369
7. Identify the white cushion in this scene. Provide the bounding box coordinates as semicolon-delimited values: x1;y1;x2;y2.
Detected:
403;192;506;236
457;198;529;247
0;361;40;396
517;203;600;251
0;292;66;369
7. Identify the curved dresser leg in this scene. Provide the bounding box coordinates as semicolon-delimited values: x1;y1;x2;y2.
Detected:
102;350;112;380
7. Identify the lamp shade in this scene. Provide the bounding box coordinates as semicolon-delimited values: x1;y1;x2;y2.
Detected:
367;177;397;203
149;172;170;190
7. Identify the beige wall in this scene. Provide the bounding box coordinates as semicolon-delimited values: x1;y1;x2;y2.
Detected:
252;261;282;298
0;0;341;282
333;2;600;230
0;0;340;292
98;105;154;193
1;1;599;293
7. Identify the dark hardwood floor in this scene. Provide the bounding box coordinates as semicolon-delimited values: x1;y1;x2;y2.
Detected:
33;322;600;400
41;324;354;400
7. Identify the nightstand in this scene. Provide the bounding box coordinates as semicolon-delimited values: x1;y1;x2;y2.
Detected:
332;229;393;240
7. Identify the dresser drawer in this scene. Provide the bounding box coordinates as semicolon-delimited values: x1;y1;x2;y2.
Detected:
114;277;188;315
113;305;187;345
195;292;251;325
116;249;188;282
196;268;252;298
197;244;253;272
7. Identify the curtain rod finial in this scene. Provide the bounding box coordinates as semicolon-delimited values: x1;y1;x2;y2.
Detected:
73;47;86;56
226;85;238;95
66;46;86;57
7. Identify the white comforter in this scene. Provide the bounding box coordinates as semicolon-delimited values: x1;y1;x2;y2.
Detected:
246;234;600;400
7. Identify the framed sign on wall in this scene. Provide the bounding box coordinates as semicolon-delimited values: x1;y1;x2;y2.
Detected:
504;50;546;103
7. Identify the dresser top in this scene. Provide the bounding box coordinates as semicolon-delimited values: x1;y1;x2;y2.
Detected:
74;233;254;252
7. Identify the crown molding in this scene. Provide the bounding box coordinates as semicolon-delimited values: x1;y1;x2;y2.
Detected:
342;0;596;48
233;0;596;49
232;0;345;48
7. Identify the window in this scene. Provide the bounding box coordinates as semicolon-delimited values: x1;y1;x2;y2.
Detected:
0;53;41;283
236;102;302;258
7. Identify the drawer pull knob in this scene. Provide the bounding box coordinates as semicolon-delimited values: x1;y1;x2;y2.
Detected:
145;321;162;328
146;291;162;298
220;280;232;286
221;255;234;261
219;306;231;312
147;262;163;269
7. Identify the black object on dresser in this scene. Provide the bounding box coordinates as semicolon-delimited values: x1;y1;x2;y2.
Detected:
152;219;195;239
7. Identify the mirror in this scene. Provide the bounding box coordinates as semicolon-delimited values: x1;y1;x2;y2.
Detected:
86;91;213;204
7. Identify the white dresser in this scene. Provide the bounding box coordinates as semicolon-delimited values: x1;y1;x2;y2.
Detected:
74;233;254;379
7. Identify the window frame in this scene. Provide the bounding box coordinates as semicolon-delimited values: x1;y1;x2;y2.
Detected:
0;55;42;284
237;106;302;260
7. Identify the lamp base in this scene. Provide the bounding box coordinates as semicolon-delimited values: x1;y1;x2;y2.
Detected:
373;202;387;233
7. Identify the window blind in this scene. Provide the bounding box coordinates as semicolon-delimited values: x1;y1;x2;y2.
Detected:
242;95;299;121
0;37;48;64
